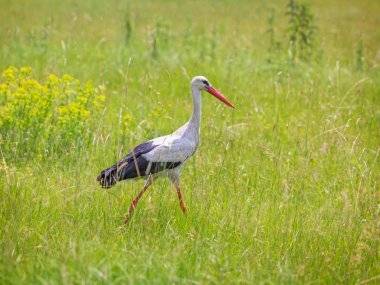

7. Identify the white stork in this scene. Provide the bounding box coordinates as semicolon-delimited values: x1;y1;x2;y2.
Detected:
97;76;234;222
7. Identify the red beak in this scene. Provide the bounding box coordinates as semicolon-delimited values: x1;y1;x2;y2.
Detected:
206;86;235;108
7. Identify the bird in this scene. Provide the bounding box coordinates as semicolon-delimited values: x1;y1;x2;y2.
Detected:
97;76;234;223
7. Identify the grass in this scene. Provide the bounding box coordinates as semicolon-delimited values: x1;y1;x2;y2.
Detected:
0;0;379;284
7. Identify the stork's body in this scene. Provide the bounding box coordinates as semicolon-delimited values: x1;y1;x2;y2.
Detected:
97;76;234;222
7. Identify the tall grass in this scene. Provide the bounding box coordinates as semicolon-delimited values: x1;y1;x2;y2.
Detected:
0;0;379;284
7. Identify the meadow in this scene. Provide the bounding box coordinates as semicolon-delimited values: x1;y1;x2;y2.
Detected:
0;0;379;284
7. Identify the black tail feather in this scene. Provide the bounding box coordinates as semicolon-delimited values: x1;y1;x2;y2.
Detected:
97;156;148;188
97;141;157;188
97;165;118;188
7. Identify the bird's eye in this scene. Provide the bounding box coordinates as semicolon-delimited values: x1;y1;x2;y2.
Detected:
201;80;209;86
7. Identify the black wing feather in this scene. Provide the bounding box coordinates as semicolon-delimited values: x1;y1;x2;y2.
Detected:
97;141;157;188
97;141;181;188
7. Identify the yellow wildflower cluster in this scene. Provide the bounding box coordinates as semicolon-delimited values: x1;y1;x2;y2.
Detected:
0;66;106;159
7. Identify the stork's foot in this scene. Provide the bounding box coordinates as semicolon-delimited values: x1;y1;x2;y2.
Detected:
179;201;187;214
124;200;138;224
124;210;133;224
124;214;132;224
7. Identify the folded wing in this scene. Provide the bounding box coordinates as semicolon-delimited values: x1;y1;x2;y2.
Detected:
97;135;193;188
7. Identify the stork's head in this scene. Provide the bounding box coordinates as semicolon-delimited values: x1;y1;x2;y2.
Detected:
191;75;234;108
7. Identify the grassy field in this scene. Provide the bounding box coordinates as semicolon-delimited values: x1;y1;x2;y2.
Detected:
1;0;379;284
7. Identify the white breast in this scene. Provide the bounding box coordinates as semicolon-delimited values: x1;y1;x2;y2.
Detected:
142;134;197;163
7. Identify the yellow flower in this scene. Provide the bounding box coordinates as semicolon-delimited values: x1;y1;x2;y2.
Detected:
122;112;135;129
93;94;105;109
20;66;32;76
2;66;17;81
0;66;107;156
0;83;7;93
62;74;74;83
47;74;59;85
80;109;90;120
21;79;43;91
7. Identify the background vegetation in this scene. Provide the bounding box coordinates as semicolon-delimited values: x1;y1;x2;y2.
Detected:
0;0;379;284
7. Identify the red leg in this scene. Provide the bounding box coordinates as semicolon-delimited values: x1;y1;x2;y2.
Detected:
169;174;187;214
176;186;187;214
125;175;153;223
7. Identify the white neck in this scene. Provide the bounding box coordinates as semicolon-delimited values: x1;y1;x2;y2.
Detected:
189;86;201;129
174;85;201;141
